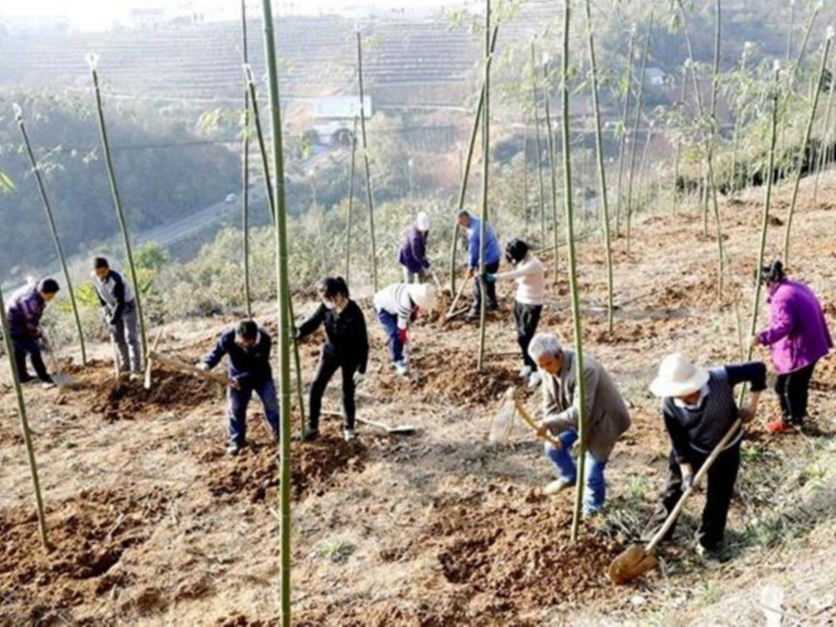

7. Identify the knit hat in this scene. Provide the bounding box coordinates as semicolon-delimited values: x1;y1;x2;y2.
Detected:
406;284;437;311
416;212;432;232
649;353;710;398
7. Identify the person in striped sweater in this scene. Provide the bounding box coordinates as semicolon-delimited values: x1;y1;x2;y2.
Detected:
373;282;437;376
643;354;766;560
485;239;546;388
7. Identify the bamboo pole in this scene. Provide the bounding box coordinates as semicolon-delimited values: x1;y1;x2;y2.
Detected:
0;279;48;548
356;31;378;292
784;29;833;267
583;0;615;332
240;0;252;318
259;2;292;622
243;64;307;431
814;54;836;202
449;26;499;295
561;0;588;544
522;125;530;236
14;104;87;366
614;26;636;237
87;53;148;368
345;116;358;286
624;15;652;254
542;59;561;282
531;41;548;249
741;64;782;406
477;0;491;373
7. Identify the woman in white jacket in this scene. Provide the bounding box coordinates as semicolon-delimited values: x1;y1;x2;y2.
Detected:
485;239;546;388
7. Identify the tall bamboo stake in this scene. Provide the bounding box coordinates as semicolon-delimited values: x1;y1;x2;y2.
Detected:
449;26;499;295
561;0;587;544
356;31;378;292
614;26;636;237
583;0;615;332
543;59;561;281
814;54;836;201
624;16;651;254
522;125;530;236
677;0;726;297
741;64;781;405
14;104;87;366
87;53;148;367
345;116;358;286
240;0;252;318
477;0;491;372
259;2;292;622
243;64;307;431
531;41;548;248
0;280;48;548
783;28;833;266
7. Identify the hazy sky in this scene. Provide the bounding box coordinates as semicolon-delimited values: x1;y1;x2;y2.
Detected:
0;0;460;31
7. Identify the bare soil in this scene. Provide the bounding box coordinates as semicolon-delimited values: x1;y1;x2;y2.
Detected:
1;174;836;624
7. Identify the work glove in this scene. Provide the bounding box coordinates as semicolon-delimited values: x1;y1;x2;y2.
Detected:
466;268;475;279
353;371;366;386
682;473;695;490
483;273;498;283
398;329;409;345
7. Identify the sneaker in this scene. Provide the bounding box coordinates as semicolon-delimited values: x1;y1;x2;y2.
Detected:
343;429;357;443
465;309;479;321
519;365;533;380
394;361;409;377
583;504;604;519
488;302;499;312
227;441;247;456
543;477;576;495
292;429;320;443
528;371;543;389
19;374;35;385
766;418;797;435
129;373;141;382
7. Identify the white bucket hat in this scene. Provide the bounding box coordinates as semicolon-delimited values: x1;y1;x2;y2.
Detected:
416;211;432;232
649;353;710;398
407;284;437;311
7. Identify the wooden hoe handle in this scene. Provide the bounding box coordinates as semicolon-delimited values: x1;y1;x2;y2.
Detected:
148;351;230;387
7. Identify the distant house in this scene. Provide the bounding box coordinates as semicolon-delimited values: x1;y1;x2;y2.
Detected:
646;67;667;87
308;96;373;146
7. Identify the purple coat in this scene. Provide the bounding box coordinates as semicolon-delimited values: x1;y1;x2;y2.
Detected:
398;226;430;274
757;279;833;374
5;285;46;339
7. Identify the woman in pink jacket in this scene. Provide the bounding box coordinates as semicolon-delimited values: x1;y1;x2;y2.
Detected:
753;262;833;434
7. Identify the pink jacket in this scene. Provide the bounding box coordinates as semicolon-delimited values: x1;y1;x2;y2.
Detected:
757;280;833;374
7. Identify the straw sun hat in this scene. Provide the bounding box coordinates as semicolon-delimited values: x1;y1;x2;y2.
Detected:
649;354;710;398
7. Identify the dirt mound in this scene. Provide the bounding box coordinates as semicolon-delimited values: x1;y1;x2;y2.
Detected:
204;433;366;503
429;489;622;613
0;488;170;624
86;368;221;421
378;346;518;406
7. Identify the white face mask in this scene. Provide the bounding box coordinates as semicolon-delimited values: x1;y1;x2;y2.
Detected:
323;300;336;310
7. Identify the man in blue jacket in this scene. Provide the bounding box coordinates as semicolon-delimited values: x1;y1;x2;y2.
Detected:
457;210;501;320
199;320;280;455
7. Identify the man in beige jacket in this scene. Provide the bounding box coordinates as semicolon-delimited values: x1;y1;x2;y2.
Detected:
530;333;631;516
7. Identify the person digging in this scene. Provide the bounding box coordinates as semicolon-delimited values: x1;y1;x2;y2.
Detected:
751;261;833;435
484;238;546;389
528;333;631;517
5;277;60;387
398;211;433;284
93;257;143;379
373;282;436;377
294;277;369;443
199;320;281;456
642;353;765;561
456;210;501;321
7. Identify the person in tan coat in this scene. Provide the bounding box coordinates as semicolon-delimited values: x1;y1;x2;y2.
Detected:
529;333;631;516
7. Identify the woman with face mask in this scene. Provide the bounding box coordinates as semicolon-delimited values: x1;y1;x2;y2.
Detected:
484;239;546;388
294;277;369;443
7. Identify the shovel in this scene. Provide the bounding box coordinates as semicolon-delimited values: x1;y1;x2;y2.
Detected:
40;332;73;387
357;416;417;435
491;387;563;449
608;418;744;585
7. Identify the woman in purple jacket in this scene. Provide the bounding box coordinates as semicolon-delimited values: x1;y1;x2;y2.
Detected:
398;212;432;284
753;262;833;434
